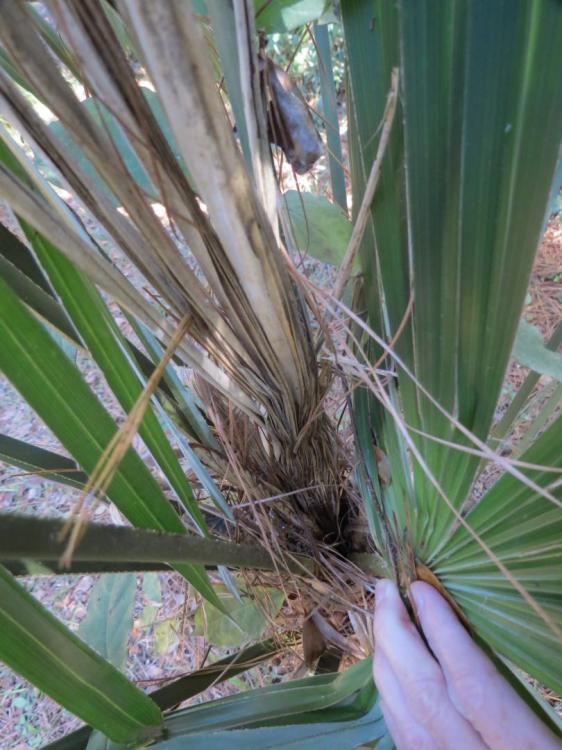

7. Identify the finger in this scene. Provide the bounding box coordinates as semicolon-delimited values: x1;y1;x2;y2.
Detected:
375;648;437;750
375;579;486;750
410;581;562;750
379;701;409;750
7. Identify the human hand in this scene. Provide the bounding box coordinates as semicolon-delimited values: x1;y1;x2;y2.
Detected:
373;578;561;750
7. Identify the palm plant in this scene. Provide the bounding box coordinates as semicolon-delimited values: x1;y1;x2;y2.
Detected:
0;0;561;747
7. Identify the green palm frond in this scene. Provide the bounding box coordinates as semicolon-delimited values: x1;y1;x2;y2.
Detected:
0;1;560;748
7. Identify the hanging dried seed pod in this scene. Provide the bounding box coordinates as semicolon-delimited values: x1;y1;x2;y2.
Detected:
265;56;323;174
303;614;327;667
375;446;392;487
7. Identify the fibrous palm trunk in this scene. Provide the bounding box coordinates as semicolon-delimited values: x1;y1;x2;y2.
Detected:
0;0;354;561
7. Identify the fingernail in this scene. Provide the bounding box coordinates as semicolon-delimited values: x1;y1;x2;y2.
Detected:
411;583;425;615
375;578;393;604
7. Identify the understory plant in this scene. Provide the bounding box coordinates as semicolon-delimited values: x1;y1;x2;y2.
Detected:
0;1;561;748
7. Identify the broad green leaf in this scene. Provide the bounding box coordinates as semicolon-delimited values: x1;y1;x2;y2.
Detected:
194;585;284;647
0;277;221;611
154;619;179;656
0;434;87;490
143;573;162;605
81;575;138;750
139;605;160;628
0;565;161;743
513;319;562;381
283;190;352;267
254;0;330;33
79;574;137;670
195;0;332;31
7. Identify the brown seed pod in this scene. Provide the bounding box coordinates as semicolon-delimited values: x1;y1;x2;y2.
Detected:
375;446;392;487
303;614;327;667
265;56;323;174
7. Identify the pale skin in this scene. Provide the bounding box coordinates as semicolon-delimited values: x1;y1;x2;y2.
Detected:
373;579;562;750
